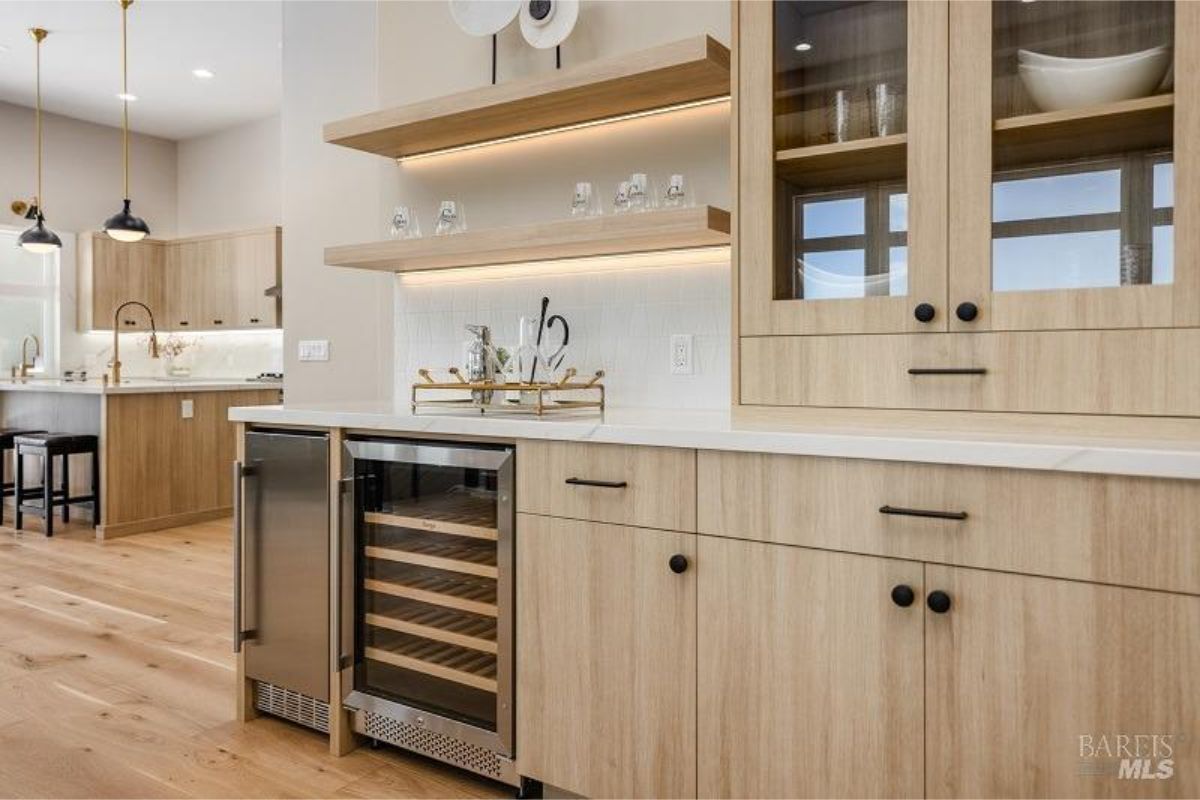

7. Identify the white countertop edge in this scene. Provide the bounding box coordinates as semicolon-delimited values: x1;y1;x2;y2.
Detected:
1;380;282;395
228;405;1200;480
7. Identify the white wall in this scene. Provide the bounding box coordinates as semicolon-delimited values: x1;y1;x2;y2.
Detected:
0;100;178;237
176;115;282;236
379;1;733;408
280;1;393;404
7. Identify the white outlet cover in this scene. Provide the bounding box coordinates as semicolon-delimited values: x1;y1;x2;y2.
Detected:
180;399;194;419
670;334;695;375
299;340;330;362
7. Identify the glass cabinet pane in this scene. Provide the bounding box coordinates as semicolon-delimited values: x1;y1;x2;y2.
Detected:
774;1;909;301
991;0;1174;293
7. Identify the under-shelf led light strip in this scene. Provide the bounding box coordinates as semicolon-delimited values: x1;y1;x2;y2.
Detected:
396;95;731;163
397;245;730;284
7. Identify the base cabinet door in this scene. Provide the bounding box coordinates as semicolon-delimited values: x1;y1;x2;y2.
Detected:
925;565;1200;799
516;513;696;798
697;538;925;799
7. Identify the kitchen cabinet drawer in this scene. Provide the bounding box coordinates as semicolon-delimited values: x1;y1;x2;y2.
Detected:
741;329;1200;417
517;514;696;798
517;441;695;531
698;451;1200;595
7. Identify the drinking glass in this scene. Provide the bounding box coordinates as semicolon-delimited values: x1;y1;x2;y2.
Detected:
571;181;598;217
825;88;863;143
613;181;631;214
389;205;421;239
869;83;905;137
434;200;466;235
628;173;654;212
663;174;687;208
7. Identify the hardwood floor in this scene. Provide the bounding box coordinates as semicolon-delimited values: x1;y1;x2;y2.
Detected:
0;513;506;799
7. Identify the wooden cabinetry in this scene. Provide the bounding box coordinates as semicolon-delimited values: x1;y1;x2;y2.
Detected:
516;513;696;798
81;227;281;332
926;566;1199;799
698;538;924;799
734;0;1200;418
77;234;166;331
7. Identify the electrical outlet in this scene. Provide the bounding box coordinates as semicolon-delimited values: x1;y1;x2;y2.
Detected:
180;399;194;419
670;334;694;375
299;340;330;362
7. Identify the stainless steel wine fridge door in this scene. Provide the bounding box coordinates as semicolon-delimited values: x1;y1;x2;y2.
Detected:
339;438;514;761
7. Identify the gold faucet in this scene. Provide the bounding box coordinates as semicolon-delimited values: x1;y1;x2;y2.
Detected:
18;334;41;378
109;301;160;385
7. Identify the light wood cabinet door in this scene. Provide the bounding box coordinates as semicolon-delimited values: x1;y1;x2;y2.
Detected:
195;238;235;329
698;538;924;799
948;1;1200;332
82;234;165;331
164;240;203;330
229;229;280;328
926;565;1200;799
516;514;696;798
738;0;948;336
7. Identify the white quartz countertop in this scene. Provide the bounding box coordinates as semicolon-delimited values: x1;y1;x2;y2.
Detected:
2;378;282;395
228;403;1200;480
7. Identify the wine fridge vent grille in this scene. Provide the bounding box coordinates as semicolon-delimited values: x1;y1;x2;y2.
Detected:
253;681;330;734
359;710;504;779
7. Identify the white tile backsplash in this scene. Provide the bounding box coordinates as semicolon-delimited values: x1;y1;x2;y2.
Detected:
61;330;284;380
394;253;731;409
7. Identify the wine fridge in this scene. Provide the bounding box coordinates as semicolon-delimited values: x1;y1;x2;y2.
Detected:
339;437;521;786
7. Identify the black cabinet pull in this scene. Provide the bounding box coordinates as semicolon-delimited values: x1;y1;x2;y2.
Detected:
668;554;689;574
250;318;260;324
565;477;628;489
179;320;189;326
213;319;224;325
927;590;952;614
880;505;968;521
955;301;979;322
907;367;988;376
913;303;936;323
891;584;915;607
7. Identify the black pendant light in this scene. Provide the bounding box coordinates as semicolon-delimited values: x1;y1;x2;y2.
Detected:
18;28;63;255
102;0;150;243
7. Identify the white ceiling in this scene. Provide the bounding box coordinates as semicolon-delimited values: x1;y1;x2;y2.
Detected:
0;0;281;141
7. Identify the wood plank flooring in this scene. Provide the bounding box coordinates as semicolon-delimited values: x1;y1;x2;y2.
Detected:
0;513;506;799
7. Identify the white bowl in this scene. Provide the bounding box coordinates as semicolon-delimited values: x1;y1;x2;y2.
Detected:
1018;43;1169;69
1018;45;1171;112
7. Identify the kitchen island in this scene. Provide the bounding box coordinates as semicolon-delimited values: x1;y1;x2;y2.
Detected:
2;378;280;538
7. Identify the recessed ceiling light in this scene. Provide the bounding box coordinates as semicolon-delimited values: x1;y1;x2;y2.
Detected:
794;41;813;52
117;92;138;102
192;68;214;79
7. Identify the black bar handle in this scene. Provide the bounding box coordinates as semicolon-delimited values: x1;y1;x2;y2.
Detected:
880;505;968;521
908;367;988;376
908;367;987;376
565;477;628;489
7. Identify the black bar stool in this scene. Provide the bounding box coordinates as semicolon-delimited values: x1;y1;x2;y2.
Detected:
14;433;100;536
1;428;46;526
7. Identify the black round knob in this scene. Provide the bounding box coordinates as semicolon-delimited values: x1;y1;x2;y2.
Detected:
955;302;979;322
891;584;915;607
668;554;689;574
914;303;936;323
927;590;952;614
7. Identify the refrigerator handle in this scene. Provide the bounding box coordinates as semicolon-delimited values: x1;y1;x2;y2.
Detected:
336;476;356;673
233;461;258;653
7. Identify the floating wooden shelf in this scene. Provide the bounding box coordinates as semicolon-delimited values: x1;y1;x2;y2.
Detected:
365;575;498;618
776;133;907;188
324;35;730;159
326;205;730;273
994;93;1173;168
366;631;497;693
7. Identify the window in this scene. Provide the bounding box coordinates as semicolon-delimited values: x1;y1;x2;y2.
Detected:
791;185;908;300
992;152;1173;293
0;228;60;375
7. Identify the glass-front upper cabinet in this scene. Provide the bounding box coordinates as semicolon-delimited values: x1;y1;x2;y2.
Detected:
738;0;949;336
949;0;1200;331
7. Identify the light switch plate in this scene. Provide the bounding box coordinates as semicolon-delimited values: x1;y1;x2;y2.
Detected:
180;399;194;419
299;340;330;362
670;334;694;375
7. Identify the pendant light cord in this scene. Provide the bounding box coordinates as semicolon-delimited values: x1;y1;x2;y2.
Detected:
121;0;130;199
32;29;44;211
